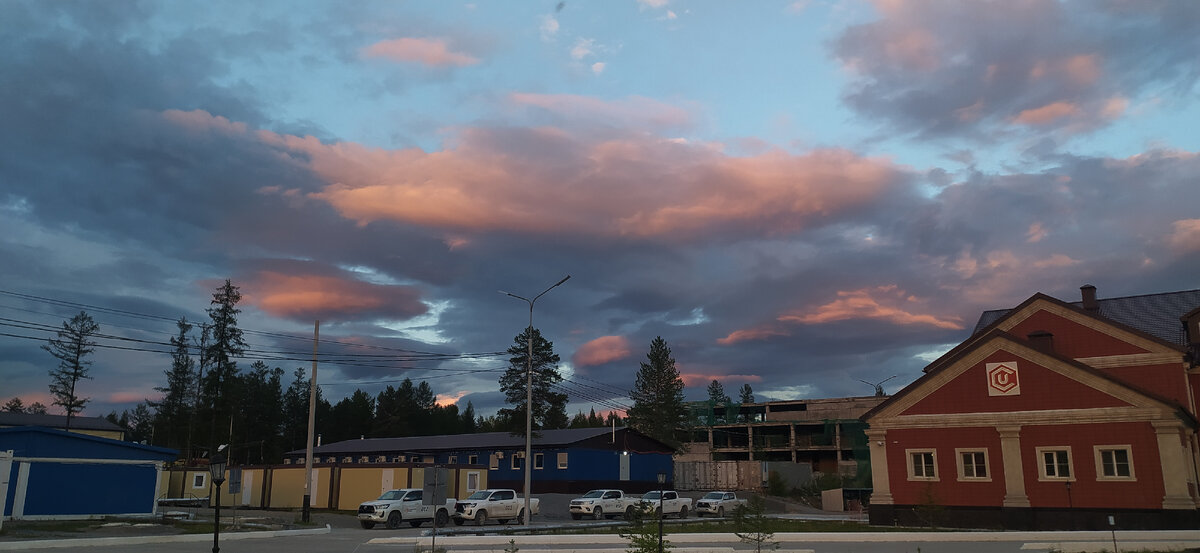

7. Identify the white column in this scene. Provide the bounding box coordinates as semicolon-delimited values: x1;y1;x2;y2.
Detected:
0;450;11;530
865;429;892;504
1153;420;1195;509
998;425;1030;508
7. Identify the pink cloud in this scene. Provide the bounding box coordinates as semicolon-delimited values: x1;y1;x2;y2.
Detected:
362;38;479;67
1168;219;1200;253
108;391;153;403
574;336;632;367
161;109;248;134
779;285;964;329
251;123;904;242
717;325;789;345
436;390;470;407
1012;101;1081;125
241;271;427;322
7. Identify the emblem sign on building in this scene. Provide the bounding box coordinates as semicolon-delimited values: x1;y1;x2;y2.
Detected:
986;362;1020;396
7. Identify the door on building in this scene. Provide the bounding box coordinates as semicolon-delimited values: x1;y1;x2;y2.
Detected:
619;453;630;481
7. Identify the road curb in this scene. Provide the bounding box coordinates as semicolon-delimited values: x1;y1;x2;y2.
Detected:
0;523;331;550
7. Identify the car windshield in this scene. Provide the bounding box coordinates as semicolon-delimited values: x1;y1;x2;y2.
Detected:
703;492;724;499
467;491;492;500
642;491;661;500
378;490;405;500
582;490;605;498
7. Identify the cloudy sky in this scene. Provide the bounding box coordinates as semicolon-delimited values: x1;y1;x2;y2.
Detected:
2;0;1199;422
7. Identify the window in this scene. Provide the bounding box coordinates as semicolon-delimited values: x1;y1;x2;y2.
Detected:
1095;446;1135;480
468;454;478;465
489;453;499;470
906;449;938;480
511;452;521;470
192;473;207;488
466;471;480;493
956;449;990;481
1037;447;1073;480
557;452;568;469
534;453;544;470
423;456;434;464
448;455;458;464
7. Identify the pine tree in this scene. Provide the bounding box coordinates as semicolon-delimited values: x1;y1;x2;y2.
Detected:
27;402;48;415
739;384;754;404
43;311;100;429
497;327;568;434
237;361;285;463
627;336;688;451
204;280;247;450
3;397;25;413
152;318;195;450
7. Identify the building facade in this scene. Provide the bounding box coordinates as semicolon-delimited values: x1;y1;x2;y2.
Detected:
864;285;1200;529
284;427;674;494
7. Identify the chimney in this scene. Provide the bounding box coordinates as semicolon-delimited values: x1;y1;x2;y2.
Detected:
1027;330;1054;353
1080;284;1099;313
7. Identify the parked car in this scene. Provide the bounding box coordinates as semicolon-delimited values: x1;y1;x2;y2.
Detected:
452;489;540;526
568;489;641;520
694;491;747;517
357;488;454;529
639;490;692;518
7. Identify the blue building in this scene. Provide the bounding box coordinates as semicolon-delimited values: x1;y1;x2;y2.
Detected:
1;427;177;520
285;427;675;494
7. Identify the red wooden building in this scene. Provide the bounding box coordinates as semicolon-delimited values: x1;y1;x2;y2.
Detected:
863;285;1200;529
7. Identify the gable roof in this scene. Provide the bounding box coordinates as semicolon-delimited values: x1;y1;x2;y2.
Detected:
0;412;126;433
975;288;1200;346
0;426;177;460
288;427;664;457
863;328;1195;425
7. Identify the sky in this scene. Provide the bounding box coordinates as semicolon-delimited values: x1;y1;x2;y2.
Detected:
2;0;1199;423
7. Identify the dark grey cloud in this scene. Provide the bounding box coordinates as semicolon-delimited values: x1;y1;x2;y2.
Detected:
832;0;1200;140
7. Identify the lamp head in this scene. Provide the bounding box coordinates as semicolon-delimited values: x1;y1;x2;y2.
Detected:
209;453;228;484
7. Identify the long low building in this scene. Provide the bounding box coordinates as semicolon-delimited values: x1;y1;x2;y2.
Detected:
284;426;674;494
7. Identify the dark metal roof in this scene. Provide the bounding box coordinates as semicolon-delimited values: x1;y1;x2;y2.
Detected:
0;412;126;432
289;426;630;456
974;288;1200;345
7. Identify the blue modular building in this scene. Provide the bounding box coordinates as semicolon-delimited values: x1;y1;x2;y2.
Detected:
285;427;675;494
1;426;177;520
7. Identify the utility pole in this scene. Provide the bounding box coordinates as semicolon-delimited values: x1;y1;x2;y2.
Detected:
303;321;319;523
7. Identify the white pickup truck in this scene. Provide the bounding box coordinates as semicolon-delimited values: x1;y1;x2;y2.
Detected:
694;491;747;517
452;489;540;526
357;488;454;529
639;490;692;519
569;489;641;520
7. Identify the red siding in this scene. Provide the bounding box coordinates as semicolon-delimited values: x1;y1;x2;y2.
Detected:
884;427;1006;507
902;350;1131;416
1019;422;1163;510
1007;310;1149;358
1102;364;1192;411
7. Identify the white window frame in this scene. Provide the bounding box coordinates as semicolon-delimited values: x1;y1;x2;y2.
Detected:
905;449;938;481
1036;446;1075;481
489;453;499;470
448;455;458;464
468;454;478;465
955;448;991;481
1094;445;1136;481
534;452;544;470
510;452;521;470
557;452;568;469
192;473;208;489
466;471;481;493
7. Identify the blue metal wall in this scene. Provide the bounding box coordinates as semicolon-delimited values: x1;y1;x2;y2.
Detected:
18;462;160;516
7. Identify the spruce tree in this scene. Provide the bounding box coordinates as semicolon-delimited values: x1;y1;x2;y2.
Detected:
627;336;688;450
152;318;195;450
204;280;247;450
43;311;100;429
497;327;568;434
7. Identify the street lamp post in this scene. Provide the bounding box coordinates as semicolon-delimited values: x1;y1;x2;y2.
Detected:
656;472;666;553
500;274;570;527
209;453;228;553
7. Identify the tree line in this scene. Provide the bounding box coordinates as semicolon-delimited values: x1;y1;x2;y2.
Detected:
8;279;738;463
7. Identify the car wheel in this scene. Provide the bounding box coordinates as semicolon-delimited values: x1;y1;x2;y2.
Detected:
679;506;688;519
517;509;526;525
475;509;487;526
593;506;603;520
453;518;464;526
435;510;449;528
571;513;581;520
360;521;375;529
386;511;402;529
625;506;636;520
716;506;724;518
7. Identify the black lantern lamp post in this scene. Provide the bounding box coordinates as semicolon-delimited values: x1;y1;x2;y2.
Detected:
209;453;227;553
656;472;666;553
